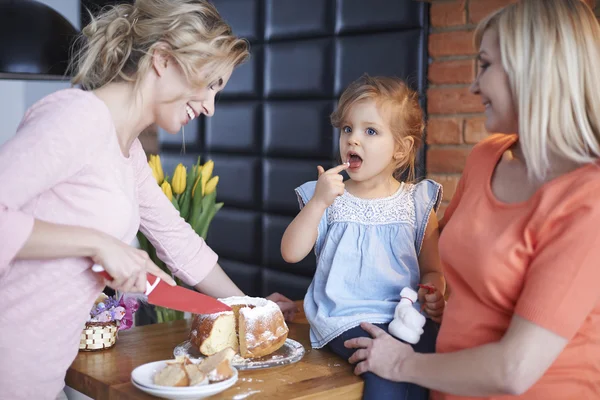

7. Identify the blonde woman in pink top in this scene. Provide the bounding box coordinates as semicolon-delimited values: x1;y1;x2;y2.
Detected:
0;1;296;399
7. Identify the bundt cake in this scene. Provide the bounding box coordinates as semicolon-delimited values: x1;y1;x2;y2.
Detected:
190;296;289;359
190;311;238;356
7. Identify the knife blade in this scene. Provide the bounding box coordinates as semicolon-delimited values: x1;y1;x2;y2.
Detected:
91;265;232;314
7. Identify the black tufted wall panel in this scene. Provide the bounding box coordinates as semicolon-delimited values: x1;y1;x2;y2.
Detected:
159;0;429;300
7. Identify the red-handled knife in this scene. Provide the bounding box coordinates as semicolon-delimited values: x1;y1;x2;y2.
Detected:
91;265;232;314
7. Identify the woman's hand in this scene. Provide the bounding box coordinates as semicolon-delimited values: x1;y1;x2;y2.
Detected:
418;285;445;323
344;322;414;380
92;233;176;293
312;163;349;209
266;292;299;322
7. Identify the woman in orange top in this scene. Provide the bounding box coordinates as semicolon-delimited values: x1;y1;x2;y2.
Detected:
344;0;600;398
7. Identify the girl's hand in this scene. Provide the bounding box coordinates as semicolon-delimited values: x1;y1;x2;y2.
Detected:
266;292;299;322
418;284;445;323
92;233;176;293
345;322;413;380
312;163;349;209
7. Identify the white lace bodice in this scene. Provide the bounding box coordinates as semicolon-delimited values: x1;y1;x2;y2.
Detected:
327;183;416;226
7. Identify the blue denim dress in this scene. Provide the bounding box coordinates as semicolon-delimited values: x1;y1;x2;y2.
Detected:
295;179;442;349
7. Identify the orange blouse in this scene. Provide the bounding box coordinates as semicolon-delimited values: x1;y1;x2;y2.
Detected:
434;134;600;399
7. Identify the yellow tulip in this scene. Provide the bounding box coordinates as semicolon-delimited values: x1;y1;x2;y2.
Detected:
149;160;160;184
172;163;187;195
149;155;164;185
161;181;173;201
201;160;214;187
155;155;165;184
148;154;165;185
200;177;206;196
205;176;219;195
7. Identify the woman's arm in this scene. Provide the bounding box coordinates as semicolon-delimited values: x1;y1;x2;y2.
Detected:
193;262;244;298
192;264;298;319
418;210;445;293
16;219;175;291
15;219;103;260
347;316;567;396
0;92;174;291
402;316;567;395
0;93;108;270
348;191;600;396
132;140;229;289
416;210;446;321
132;143;299;317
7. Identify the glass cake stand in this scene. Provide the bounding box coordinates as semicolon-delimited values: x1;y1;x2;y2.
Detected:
173;338;305;371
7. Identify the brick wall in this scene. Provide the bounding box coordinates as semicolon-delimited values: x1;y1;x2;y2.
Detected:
426;0;597;216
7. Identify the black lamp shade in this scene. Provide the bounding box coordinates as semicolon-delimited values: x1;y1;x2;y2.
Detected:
0;0;78;80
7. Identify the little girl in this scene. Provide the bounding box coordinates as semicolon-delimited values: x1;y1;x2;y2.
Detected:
281;74;446;400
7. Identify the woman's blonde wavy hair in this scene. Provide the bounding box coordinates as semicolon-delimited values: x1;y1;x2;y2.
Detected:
475;0;600;181
70;0;249;92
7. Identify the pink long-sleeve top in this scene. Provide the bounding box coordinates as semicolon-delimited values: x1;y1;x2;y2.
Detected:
0;88;218;400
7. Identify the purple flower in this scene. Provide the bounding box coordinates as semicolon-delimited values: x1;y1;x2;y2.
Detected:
103;297;120;310
119;295;140;313
110;306;126;321
118;295;140;331
95;310;112;322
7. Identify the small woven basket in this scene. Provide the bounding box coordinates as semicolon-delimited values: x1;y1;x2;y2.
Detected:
79;321;118;351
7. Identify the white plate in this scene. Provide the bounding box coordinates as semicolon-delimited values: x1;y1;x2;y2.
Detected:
131;360;238;399
173;338;305;370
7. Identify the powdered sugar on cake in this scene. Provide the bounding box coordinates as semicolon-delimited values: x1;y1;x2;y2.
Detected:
218;296;270;307
238;300;278;328
228;297;283;343
194;310;233;321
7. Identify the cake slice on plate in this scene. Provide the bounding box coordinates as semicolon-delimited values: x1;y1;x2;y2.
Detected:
153;363;189;387
197;347;236;382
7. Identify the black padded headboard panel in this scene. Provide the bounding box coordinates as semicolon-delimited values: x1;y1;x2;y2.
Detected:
159;0;430;300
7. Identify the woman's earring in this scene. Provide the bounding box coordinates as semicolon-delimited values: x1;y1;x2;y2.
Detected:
180;126;186;155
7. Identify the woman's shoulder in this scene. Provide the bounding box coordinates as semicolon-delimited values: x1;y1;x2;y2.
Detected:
473;133;516;150
541;163;600;209
24;88;104;116
17;88;113;145
525;163;600;238
467;133;517;164
448;134;517;188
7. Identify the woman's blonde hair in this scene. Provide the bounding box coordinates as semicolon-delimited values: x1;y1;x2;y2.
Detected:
70;0;249;91
331;74;424;182
475;0;600;181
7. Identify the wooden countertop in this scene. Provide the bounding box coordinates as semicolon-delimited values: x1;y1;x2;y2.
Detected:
66;302;363;399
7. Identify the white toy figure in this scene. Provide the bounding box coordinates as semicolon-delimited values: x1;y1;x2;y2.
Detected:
388;287;426;344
